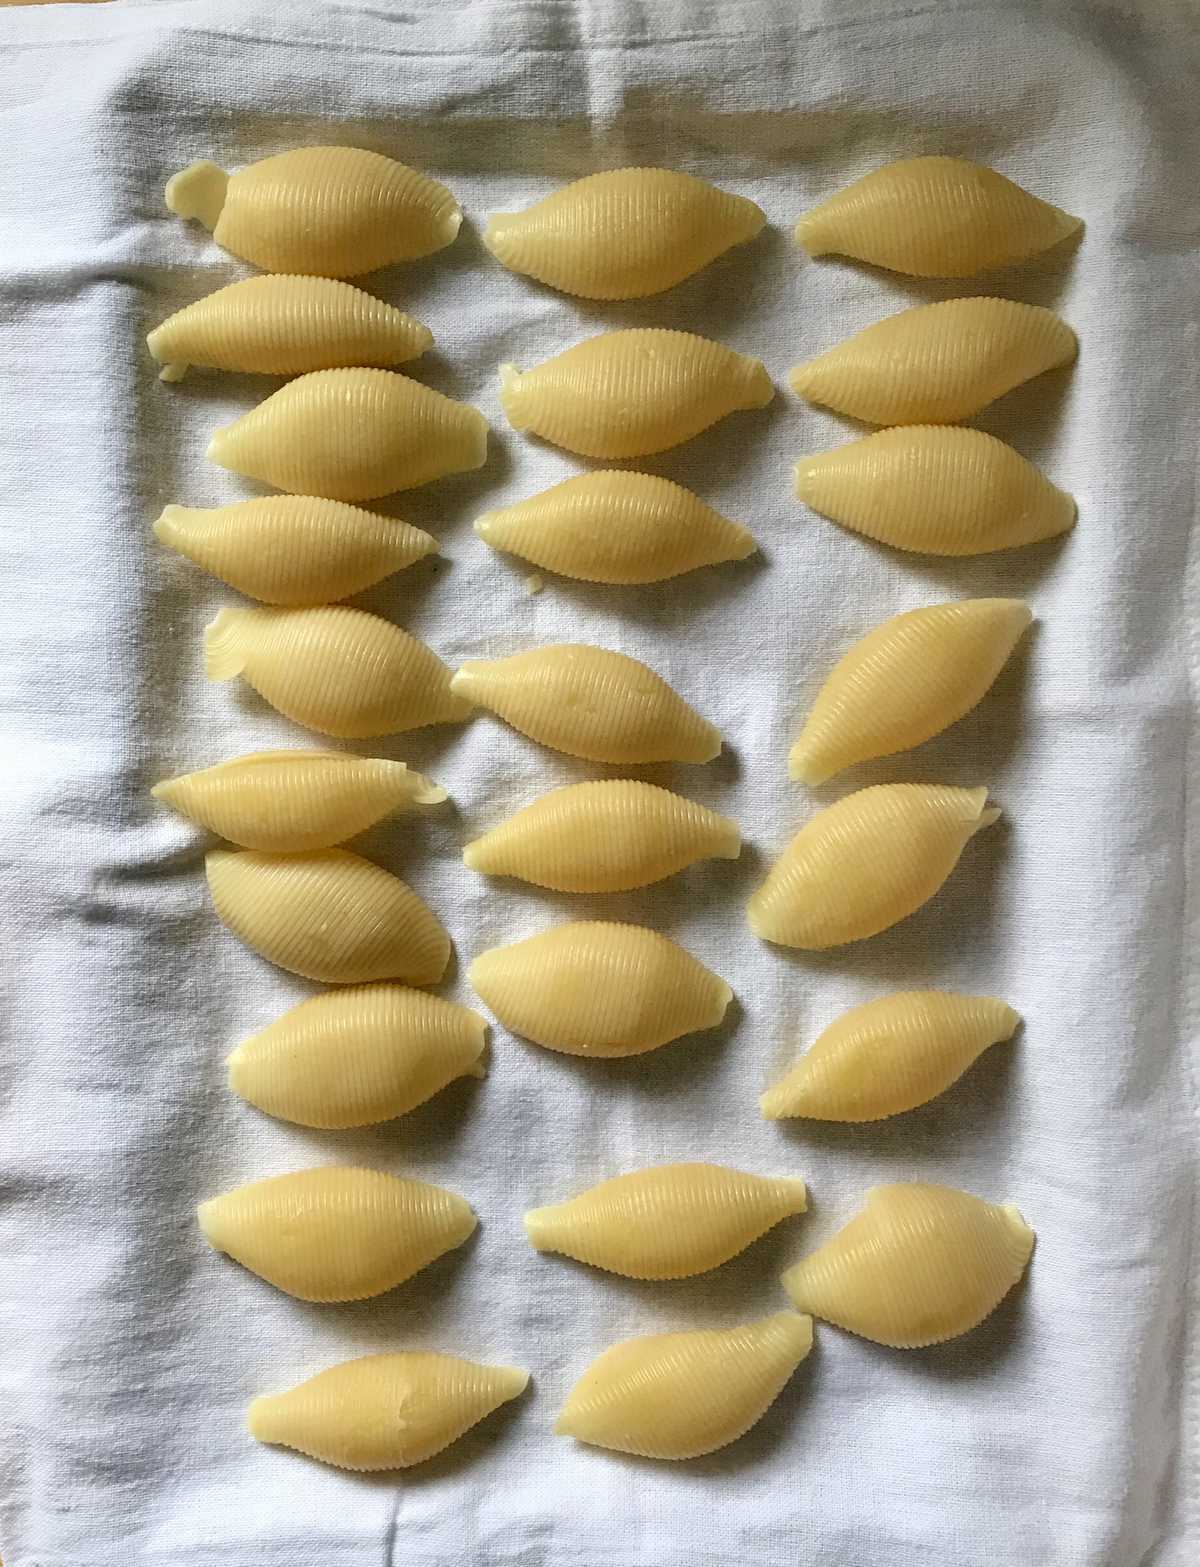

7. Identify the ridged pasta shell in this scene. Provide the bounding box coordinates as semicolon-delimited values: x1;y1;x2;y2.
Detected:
474;470;756;584
789;298;1077;425
484;168;765;300
203;605;470;739
794;426;1076;556
556;1313;812;1460
228;984;486;1128
468;921;731;1057
747;784;998;950
499;329;773;459
789;599;1033;785
206;847;450;985
781;1183;1034;1346
208;369;489;501
795;157;1081;277
197;1166;475;1301
165;148;461;276
249;1353;528;1470
463;781;741;893
760;991;1020;1121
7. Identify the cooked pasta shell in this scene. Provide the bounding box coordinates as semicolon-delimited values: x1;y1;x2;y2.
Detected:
556;1313;812;1460
203;605;470;738
463;781;741;893
197;1166;475;1301
484;168;765;300
228;984;485;1128
789;298;1077;425
760;991;1020;1121
207;369;489;501
249;1353;528;1470
499;329;773;459
789;599;1033;785
206;847;450;985
795;157;1081;277
165;148;461;276
747;784;998;950
468;922;731;1058
474;470;756;584
781;1183;1034;1346
794;426;1075;556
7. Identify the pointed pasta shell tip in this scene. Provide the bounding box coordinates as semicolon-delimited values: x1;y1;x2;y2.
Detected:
203;608;251;681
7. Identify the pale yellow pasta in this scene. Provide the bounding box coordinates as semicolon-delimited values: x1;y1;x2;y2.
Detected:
463;781;741;893
794;426;1076;556
795;157;1081;277
556;1313;812;1460
249;1353;529;1471
165;147;461;276
747;784;998;950
760;991;1020;1122
197;1166;475;1301
484;168;765;299
206;847;450;985
499;329;773;459
782;1183;1034;1347
789;298;1077;425
468;922;731;1058
208;369;489;501
789;599;1033;785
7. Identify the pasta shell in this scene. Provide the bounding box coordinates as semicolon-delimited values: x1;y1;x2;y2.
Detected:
525;1163;807;1278
249;1353;528;1471
789;599;1033;785
228;984;486;1128
468;922;731;1058
206;847;450;985
789;298;1077;425
747;784;998;950
795;157;1081;277
794;426;1075;556
463;781;741;893
146;275;432;382
450;645;721;765
781;1183;1034;1346
484;168;765;300
208;369;489;501
499;329;773;459
164;148;461;276
203;605;470;738
556;1313;812;1460
197;1166;475;1301
760;991;1020;1121
474;470;756;585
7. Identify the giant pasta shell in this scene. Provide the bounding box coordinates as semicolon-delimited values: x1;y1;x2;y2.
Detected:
229;985;486;1128
794;426;1075;556
499;329;773;459
789;599;1033;785
249;1353;528;1471
485;168;765;300
165;147;461;276
197;1166;475;1301
747;784;998;950
450;645;721;764
781;1183;1034;1346
463;781;741;893
468;922;731;1058
556;1313;812;1460
760;991;1020;1121
795;157;1081;277
208;369;489;501
204;605;470;738
206;847;450;985
789;298;1078;425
